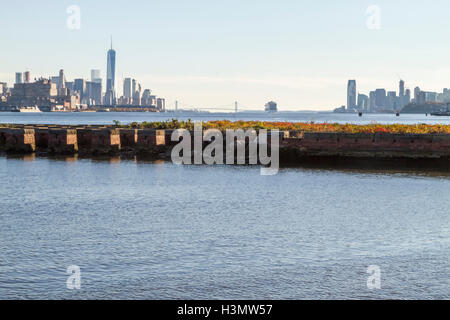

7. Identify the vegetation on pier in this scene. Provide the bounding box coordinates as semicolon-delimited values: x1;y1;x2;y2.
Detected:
114;119;450;135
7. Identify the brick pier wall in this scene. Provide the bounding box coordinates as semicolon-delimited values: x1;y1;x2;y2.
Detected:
2;125;450;161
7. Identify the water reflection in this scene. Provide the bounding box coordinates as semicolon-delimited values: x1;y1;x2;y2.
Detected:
2;153;450;178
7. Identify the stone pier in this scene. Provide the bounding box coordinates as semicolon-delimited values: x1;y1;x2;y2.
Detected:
1;125;450;163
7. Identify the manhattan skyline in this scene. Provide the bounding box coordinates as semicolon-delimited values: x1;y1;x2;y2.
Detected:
2;0;450;110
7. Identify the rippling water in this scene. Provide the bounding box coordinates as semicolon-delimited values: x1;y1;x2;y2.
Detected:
1;111;450;125
0;154;449;299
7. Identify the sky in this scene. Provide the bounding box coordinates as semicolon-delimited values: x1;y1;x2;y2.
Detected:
1;0;450;110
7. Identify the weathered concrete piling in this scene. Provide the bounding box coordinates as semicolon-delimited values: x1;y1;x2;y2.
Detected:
48;129;78;154
2;125;450;162
5;128;36;153
282;132;450;158
136;129;166;153
77;128;120;154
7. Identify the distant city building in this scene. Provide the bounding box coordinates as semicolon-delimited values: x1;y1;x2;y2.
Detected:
86;81;102;105
375;89;386;109
419;92;426;104
91;69;101;82
369;91;376;112
141;89;153;106
386;91;397;110
123;78;132;101
74;78;86;102
425;92;437;103
414;87;421;103
347;80;357;111
65;81;74;92
133;83;142;106
157;98;166;112
24;71;31;84
399;80;405;108
357;93;369;112
59;69;66;89
437;88;450;103
0;82;7;95
405;89;411;105
15;72;23;84
3;78;78;110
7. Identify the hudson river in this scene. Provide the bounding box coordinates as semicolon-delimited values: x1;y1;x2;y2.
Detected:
0;112;449;299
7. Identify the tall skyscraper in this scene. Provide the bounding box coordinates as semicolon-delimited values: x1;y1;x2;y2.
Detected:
347;80;356;111
15;72;23;84
106;39;116;104
59;69;66;89
399;80;405;108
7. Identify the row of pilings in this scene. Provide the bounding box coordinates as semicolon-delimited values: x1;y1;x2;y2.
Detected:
0;125;168;156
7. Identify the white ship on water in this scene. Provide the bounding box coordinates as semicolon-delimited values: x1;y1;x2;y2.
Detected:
18;106;42;113
265;101;278;112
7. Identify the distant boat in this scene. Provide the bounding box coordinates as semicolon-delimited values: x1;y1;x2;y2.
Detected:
19;106;42;113
430;111;450;116
431;106;450;116
265;101;278;112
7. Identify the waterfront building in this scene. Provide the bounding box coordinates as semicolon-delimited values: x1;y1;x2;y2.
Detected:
374;89;386;109
357;93;369;112
347;80;357;111
15;72;23;84
4;78;78;110
157;98;166;112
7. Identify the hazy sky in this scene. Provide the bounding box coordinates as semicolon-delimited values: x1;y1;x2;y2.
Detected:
1;0;450;110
